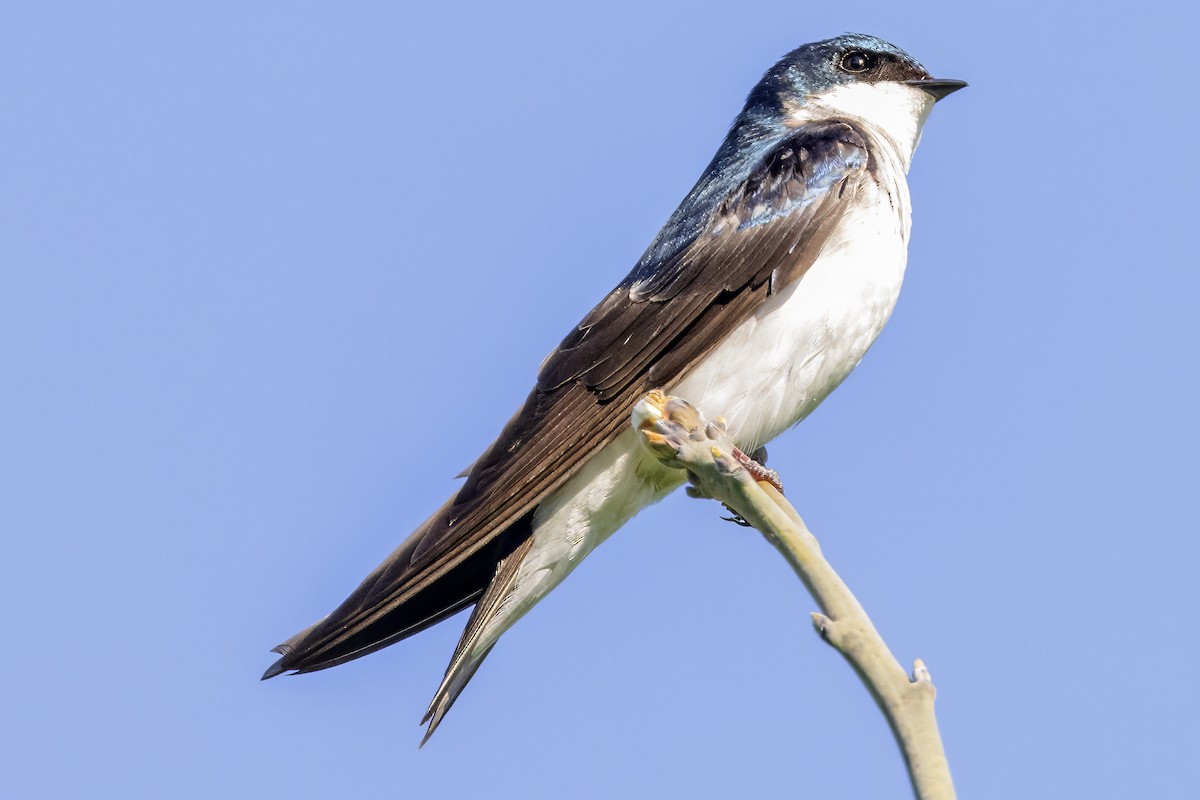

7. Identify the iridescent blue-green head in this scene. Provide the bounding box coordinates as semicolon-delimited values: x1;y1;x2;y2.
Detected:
745;34;965;116
716;34;966;173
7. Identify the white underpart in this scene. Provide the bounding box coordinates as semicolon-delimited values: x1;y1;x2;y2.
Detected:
468;81;936;657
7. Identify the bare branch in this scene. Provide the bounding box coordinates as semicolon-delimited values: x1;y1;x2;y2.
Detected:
632;390;955;800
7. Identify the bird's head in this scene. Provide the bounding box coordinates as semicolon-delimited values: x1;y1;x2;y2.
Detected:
743;34;965;167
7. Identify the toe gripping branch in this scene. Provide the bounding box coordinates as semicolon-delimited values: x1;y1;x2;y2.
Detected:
631;389;782;525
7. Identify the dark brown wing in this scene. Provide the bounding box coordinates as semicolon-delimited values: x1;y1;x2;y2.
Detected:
263;119;874;677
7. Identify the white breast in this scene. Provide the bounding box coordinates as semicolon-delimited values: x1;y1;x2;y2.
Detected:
670;170;911;451
670;78;935;450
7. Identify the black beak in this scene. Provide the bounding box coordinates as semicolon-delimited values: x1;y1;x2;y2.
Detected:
906;78;968;102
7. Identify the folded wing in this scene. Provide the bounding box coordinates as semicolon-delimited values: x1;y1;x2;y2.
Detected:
263;119;874;679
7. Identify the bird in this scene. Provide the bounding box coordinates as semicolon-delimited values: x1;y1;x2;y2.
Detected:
262;33;965;743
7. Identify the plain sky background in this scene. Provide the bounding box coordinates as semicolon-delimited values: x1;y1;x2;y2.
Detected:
3;1;1197;797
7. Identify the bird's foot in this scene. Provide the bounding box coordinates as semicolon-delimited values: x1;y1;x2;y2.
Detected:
632;391;736;481
632;391;783;527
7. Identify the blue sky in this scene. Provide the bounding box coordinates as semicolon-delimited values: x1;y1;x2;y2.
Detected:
3;2;1197;797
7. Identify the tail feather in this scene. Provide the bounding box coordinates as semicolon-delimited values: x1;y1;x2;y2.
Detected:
262;504;533;681
419;645;493;747
419;532;537;744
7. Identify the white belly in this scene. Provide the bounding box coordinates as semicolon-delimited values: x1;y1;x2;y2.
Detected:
470;178;911;650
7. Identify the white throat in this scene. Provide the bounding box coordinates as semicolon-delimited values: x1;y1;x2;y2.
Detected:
790;81;934;172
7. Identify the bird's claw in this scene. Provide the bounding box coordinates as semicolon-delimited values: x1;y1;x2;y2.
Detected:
720;507;754;527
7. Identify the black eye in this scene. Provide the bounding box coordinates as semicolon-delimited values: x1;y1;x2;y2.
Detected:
839;51;875;73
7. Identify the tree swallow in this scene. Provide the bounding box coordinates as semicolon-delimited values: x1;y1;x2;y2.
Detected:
263;34;965;743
